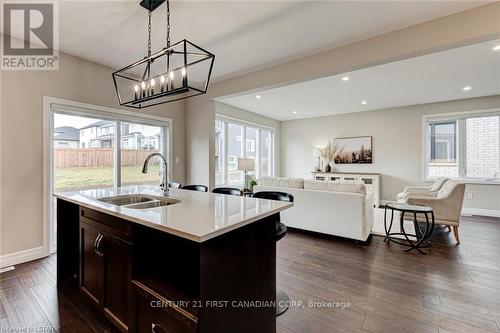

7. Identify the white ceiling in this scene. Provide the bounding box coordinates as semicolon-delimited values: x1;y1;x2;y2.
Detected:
218;39;500;121
1;0;489;80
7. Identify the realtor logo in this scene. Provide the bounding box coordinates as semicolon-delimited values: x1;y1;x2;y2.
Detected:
1;2;59;70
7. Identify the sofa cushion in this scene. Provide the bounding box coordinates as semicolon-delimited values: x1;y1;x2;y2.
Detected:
304;180;329;191
258;177;281;187
258;177;304;189
304;180;366;195
279;177;304;189
327;181;366;195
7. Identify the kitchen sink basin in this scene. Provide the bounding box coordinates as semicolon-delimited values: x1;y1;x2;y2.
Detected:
125;198;181;209
98;194;181;209
98;194;156;206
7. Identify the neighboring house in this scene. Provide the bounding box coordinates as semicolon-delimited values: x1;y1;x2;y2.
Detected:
54;126;80;148
79;121;160;150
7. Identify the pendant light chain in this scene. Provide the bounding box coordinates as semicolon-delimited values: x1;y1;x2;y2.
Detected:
147;10;152;57
166;0;171;47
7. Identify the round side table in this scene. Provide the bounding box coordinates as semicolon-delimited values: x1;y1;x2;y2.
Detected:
384;202;435;254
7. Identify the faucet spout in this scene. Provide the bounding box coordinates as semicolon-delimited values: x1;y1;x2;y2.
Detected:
142;153;169;195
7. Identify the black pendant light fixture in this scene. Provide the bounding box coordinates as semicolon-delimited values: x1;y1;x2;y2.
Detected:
112;0;215;109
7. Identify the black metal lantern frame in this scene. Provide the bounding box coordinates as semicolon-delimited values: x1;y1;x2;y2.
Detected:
112;0;215;109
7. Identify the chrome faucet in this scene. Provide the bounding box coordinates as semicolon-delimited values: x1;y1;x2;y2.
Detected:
142;153;169;195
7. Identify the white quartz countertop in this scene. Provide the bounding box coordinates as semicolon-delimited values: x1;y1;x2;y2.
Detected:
54;185;293;242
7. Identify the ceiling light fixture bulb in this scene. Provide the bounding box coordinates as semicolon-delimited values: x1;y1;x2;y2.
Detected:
160;75;165;83
134;85;139;92
463;86;472;91
361;100;367;105
141;82;146;89
150;78;155;86
342;76;350;81
292;111;298;114
493;45;500;51
256;95;262;99
169;71;175;80
181;67;187;77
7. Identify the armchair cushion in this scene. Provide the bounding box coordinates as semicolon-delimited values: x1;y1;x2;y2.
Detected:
405;180;465;224
430;177;448;192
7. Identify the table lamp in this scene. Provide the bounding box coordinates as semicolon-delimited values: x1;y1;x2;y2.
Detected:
238;157;255;189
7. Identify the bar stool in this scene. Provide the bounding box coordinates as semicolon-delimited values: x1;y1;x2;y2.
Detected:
180;185;208;192
212;187;243;196
252;191;294;316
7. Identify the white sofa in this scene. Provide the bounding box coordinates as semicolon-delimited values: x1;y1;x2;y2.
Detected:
253;177;374;241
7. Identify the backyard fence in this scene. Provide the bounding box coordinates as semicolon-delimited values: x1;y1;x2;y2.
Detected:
54;148;158;168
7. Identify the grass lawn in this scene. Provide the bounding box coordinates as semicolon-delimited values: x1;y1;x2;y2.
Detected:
55;164;161;191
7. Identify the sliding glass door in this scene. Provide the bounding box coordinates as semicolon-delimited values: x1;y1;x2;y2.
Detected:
50;105;171;253
53;115;169;191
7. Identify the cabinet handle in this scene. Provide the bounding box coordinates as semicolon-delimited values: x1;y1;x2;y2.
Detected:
94;234;104;256
151;323;161;333
93;234;101;255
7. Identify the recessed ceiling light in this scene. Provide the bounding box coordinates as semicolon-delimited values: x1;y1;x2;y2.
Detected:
255;95;262;99
292;111;298;114
361;100;367;105
493;45;500;51
463;86;472;91
342;76;350;81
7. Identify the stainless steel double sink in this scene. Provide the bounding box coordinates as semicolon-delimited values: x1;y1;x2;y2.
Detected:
98;194;181;209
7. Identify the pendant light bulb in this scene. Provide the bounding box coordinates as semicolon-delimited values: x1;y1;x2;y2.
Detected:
169;71;175;80
150;78;155;86
141;82;146;89
134;85;139;92
160;75;165;84
181;67;186;77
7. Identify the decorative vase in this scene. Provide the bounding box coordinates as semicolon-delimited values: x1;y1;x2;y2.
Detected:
325;164;332;173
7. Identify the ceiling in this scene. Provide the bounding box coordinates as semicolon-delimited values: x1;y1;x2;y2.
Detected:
218;39;500;121
1;0;490;81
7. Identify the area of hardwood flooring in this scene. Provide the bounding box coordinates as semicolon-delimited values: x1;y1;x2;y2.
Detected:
1;215;499;332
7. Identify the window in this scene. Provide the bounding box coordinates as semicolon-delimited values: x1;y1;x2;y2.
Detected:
424;111;500;181
215;116;275;185
120;122;165;186
53;113;170;192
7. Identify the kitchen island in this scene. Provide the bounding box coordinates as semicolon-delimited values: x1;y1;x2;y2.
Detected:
54;185;293;333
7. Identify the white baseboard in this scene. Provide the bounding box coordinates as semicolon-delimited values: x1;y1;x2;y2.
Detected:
0;246;47;269
461;208;500;218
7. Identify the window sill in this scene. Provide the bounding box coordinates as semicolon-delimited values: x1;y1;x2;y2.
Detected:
423;178;500;185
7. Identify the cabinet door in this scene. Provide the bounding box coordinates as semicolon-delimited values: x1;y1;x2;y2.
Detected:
80;222;103;306
102;233;132;332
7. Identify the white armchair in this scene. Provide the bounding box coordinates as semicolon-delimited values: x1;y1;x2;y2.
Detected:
396;177;448;201
399;180;465;244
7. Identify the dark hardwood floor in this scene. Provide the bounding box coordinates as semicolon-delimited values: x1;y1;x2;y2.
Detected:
1;215;500;333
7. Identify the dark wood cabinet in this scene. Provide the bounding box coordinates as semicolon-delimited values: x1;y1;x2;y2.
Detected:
132;281;197;333
59;201;277;333
79;209;132;332
80;221;103;306
102;233;132;331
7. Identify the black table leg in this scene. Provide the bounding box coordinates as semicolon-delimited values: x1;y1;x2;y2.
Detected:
384;205;394;241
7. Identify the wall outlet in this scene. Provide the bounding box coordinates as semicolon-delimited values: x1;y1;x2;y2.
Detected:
466;193;474;200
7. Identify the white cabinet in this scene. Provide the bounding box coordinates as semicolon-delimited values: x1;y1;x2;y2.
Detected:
311;172;381;208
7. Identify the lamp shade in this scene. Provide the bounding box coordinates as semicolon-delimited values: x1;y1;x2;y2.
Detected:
237;158;255;172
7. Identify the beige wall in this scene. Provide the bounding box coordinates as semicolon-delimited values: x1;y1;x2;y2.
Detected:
0;47;186;256
186;2;500;188
280;95;500;211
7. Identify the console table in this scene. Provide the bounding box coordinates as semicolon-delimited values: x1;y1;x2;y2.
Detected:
311;171;381;207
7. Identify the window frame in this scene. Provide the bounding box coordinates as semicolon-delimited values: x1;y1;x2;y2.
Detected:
44;97;173;256
422;109;500;184
215;114;275;186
